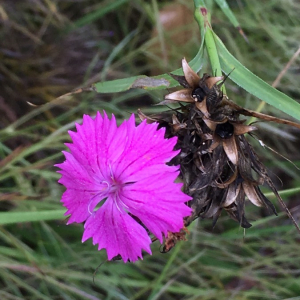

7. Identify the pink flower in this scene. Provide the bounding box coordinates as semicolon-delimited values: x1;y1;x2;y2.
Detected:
56;111;192;262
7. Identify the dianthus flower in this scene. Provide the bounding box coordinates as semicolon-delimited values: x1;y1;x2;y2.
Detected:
56;111;192;262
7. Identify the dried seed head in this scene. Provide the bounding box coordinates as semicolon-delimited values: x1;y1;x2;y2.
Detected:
138;57;300;246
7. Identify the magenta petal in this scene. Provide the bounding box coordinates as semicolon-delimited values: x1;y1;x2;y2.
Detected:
61;189;90;224
56;151;99;190
82;198;152;262
67;112;116;179
114;120;179;182
121;174;192;242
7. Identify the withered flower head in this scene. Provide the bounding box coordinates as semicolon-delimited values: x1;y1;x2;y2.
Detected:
139;57;291;243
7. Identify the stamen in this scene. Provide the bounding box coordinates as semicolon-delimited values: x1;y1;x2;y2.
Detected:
108;162;114;180
87;181;110;215
88;193;103;215
113;190;129;212
100;180;110;191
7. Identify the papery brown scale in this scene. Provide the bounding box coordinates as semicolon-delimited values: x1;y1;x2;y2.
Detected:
172;114;181;125
234;123;257;135
242;181;264;207
200;187;225;218
182;58;200;87
169;73;190;88
207;140;220;153
222;137;238;165
235;188;252;228
195;98;210;117
254;186;277;215
222;183;241;207
165;89;194;102
203;118;217;131
205;75;224;89
162;229;188;253
137;109;157;123
215;168;238;188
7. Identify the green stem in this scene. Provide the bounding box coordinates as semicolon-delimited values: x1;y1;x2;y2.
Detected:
193;0;225;93
205;27;223;78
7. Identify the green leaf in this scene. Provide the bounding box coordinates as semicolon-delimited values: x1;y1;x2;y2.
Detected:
263;187;300;199
0;210;66;225
193;0;206;7
214;0;240;28
193;1;224;91
92;52;205;93
214;32;300;121
101;29;138;81
92;75;171;93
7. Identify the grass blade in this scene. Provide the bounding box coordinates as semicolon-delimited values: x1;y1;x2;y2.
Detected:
0;210;66;225
214;0;239;28
214;31;300;121
73;0;129;28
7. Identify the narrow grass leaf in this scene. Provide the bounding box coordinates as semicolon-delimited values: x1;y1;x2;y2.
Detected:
73;0;129;28
222;225;294;239
214;32;300;121
214;0;240;28
101;30;137;81
194;0;206;7
0;210;66;225
93;75;170;93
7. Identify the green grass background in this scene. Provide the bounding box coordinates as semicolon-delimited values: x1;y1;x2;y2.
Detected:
1;0;300;299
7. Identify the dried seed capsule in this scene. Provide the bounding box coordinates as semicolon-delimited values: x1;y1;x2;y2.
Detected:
192;87;207;102
215;121;234;139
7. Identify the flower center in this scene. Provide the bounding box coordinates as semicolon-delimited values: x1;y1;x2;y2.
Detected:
106;179;121;194
87;177;126;214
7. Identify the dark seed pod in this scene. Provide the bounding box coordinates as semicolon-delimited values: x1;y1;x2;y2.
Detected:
192;87;207;102
215;122;234;139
